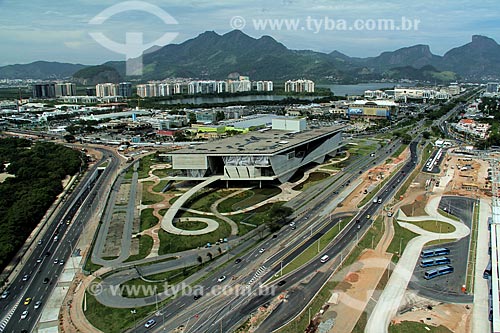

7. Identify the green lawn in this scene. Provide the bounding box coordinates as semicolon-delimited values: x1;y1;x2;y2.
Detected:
391;144;408;158
140;208;159;231
292;172;330;191
137;154;157;179
124;166;134;180
84;287;169;333
174;220;208;231
272;217;352;279
158;218;231;254
120;265;203;298
348;140;378;156
152;179;171;193
231;202;287;236
142;182;164;205
411;220;456;233
152;168;171;178
388;321;452;333
425;239;456;247
125;235;153;262
387;219;420;263
185;189;237;212
218;187;281;213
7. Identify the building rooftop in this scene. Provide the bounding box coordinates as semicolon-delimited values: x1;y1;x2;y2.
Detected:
170;125;346;155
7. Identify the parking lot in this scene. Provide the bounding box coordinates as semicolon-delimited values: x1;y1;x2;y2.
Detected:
408;196;476;302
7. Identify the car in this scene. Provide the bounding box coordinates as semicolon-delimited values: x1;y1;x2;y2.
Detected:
217;275;226;283
53;259;59;264
43;278;50;284
144;319;156;328
234;258;242;264
37;240;43;246
277;280;286;286
272;234;278;238
44;251;51;257
24;297;32;305
289;222;295;227
1;290;10;299
21;310;28;320
259;248;265;254
193;294;202;300
291;226;296;230
387;212;393;217
36;257;43;264
366;215;371;219
59;260;64;266
22;274;30;281
34;300;42;309
53;235;58;242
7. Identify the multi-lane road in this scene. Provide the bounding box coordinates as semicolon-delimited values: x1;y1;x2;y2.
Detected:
0;148;120;333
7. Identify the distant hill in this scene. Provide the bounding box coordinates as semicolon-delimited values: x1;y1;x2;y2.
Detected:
0;61;87;80
2;32;500;82
441;35;500;79
72;65;122;85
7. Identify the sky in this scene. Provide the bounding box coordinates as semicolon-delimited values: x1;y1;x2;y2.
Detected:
0;0;499;66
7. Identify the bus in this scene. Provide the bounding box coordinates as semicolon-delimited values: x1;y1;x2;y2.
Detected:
420;257;451;268
420;247;450;258
424;265;454;280
483;261;492;279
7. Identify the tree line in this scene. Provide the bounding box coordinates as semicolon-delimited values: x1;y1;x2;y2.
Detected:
0;137;83;273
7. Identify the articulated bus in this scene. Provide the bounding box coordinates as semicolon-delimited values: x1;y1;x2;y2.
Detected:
420;256;451;268
424;265;454;280
420;247;450;258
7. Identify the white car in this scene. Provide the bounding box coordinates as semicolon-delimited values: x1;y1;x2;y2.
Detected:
144;319;156;329
259;248;265;254
53;259;59;264
21;310;28;319
217;275;226;283
34;300;42;309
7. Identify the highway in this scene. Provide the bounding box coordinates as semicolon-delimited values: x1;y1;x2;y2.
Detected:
0;147;121;333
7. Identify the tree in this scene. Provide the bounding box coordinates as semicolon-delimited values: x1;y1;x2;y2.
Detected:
174;131;187;142
207;252;213;261
197;256;203;265
64;134;76;143
422;131;431;140
215;111;225;122
188;112;197;124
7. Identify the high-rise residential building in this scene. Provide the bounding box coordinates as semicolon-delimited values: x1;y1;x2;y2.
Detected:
32;83;56;98
118;82;133;97
96;83;119;97
285;79;315;93
486;82;499;94
253;81;274;92
54;83;76;97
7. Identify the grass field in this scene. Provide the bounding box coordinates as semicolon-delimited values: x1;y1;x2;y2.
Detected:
292;172;330;191
140;208;159;231
152;179;171;193
230;202;286;236
125;235;153;262
120;265;202;298
142;182;164;205
152;168;171;178
272;218;351;279
185;189;237;212
174;220;208;231
158;217;231;254
85;290;158;333
387;219;419;263
388;321;452;333
218;187;281;213
410;220;456;233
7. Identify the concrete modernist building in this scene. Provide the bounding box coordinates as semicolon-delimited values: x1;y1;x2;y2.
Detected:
169;124;345;183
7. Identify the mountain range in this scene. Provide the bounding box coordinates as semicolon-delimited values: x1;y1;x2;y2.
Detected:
1;31;500;83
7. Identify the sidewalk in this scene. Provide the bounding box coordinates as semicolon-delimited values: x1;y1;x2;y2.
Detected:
472;198;492;333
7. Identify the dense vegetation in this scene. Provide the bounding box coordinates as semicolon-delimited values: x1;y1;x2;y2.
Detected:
0;138;83;272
